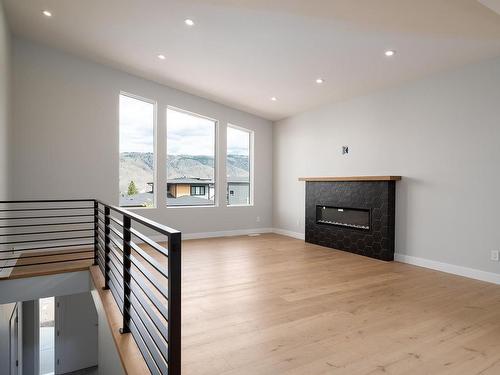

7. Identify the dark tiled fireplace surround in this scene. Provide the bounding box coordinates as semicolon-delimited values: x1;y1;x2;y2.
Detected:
301;177;400;261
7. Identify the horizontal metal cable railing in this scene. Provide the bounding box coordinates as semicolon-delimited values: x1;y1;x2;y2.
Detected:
94;200;181;375
0;199;181;375
0;200;96;269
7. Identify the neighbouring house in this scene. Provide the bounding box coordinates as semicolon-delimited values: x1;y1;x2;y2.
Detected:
167;177;214;201
227;176;251;205
120;178;216;207
167;177;215;206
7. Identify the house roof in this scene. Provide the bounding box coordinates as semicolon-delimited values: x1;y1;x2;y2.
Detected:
120;192;215;207
167;178;214;184
120;193;154;207
150;177;248;185
227;176;250;183
167;195;214;206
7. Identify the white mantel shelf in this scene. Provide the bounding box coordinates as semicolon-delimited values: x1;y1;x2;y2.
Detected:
298;176;402;182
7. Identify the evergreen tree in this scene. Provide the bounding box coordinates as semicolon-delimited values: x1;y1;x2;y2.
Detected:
127;180;139;196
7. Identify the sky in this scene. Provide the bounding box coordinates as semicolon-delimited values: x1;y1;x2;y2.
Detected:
120;95;250;156
119;95;154;153
227;126;250;156
167;108;215;155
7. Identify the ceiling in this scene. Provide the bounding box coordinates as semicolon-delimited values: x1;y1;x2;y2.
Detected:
3;0;500;121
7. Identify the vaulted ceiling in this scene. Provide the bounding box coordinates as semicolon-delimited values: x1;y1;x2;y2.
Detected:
4;0;500;120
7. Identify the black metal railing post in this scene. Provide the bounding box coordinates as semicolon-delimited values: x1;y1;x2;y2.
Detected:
103;206;111;290
120;215;132;334
93;200;98;265
168;231;182;375
2;199;184;373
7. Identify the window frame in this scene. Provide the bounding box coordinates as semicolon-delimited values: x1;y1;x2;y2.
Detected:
166;105;219;208
226;123;254;207
191;185;206;196
118;91;158;209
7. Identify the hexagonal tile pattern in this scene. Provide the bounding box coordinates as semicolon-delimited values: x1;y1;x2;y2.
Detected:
305;181;396;261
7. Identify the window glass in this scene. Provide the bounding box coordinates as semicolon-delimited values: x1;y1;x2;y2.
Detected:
227;125;252;205
119;94;155;208
39;297;55;375
167;108;216;206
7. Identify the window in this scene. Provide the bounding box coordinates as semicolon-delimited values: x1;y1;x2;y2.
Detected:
119;94;155;208
39;297;55;375
167;108;216;206
226;125;252;205
191;186;206;196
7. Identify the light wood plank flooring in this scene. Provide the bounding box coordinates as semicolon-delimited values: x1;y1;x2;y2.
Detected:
181;234;500;375
3;234;500;374
0;248;93;279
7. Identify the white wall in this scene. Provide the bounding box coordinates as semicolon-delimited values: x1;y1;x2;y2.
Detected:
56;292;98;373
0;271;91;305
0;2;10;199
274;56;500;275
10;38;273;235
0;10;12;364
90;286;125;375
22;301;35;375
0;303;16;375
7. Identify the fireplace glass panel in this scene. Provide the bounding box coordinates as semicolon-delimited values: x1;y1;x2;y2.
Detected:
316;206;370;230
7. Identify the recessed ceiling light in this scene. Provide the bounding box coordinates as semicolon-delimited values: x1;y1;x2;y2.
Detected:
157;54;166;60
42;10;52;17
316;78;325;84
385;50;396;57
270;97;277;101
184;19;195;26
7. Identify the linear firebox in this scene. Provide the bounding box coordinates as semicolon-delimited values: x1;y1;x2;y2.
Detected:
316;206;370;231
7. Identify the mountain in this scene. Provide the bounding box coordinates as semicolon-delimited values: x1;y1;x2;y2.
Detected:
119;152;249;194
119;152;154;194
226;155;250;178
167;155;214;180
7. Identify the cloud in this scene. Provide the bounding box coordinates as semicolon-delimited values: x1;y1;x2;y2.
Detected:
227;126;250;156
167;108;215;155
119;99;249;157
119;95;154;152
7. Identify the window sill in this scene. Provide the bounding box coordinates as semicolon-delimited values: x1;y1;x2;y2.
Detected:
166;205;218;209
120;206;157;210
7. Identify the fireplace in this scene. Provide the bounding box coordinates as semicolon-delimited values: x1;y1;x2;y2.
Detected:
316;206;370;231
300;176;401;261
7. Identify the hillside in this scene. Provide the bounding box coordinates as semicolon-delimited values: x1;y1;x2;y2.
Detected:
119;152;249;194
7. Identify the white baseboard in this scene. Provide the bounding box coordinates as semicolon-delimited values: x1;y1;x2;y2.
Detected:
130;225;500;287
271;228;305;240
183;228;274;240
148;228;274;242
179;227;305;241
267;230;500;285
148;227;306;242
269;230;500;285
395;253;500;285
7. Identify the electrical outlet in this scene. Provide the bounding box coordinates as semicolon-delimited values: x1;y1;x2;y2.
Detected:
256;216;260;223
491;250;499;261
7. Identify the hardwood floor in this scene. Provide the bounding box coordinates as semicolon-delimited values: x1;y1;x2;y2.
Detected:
3;233;500;374
181;234;500;375
0;248;93;279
